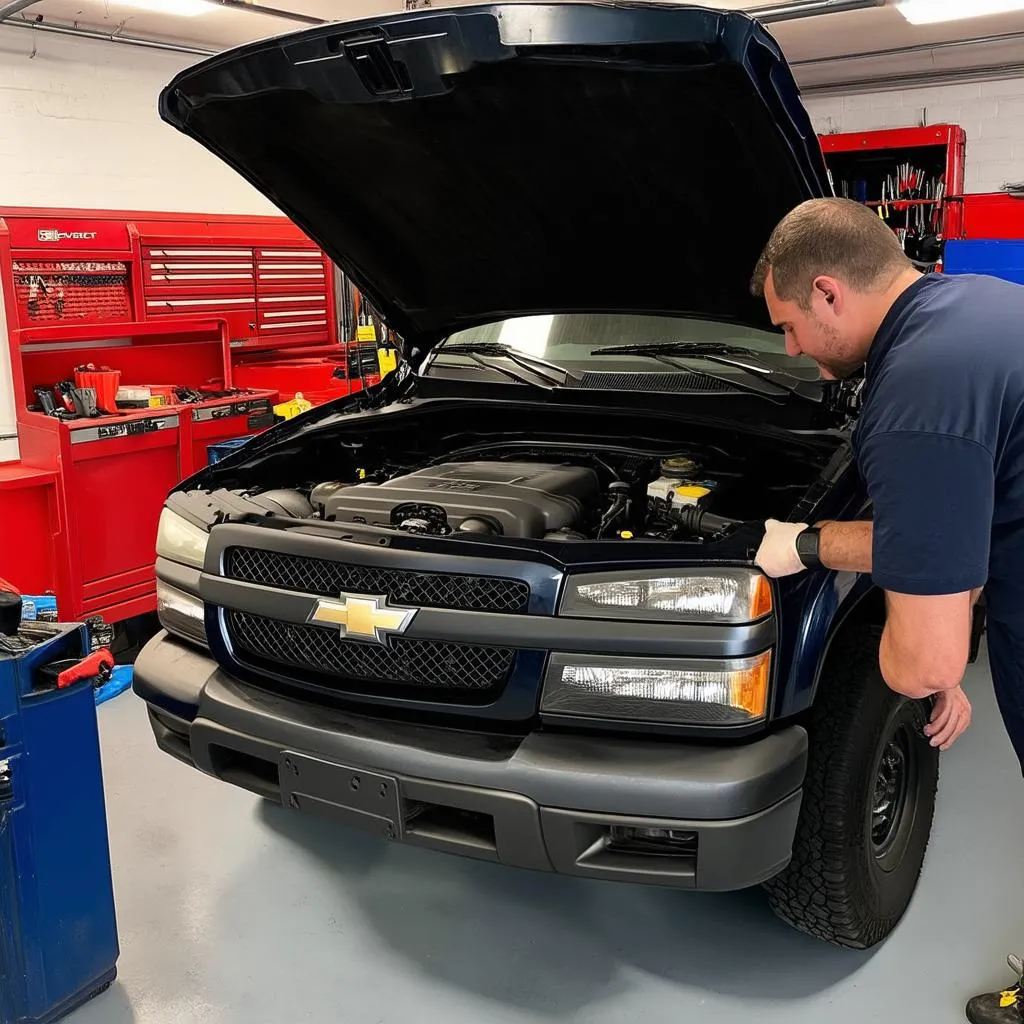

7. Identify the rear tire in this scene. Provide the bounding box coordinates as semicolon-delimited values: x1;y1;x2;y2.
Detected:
763;626;939;949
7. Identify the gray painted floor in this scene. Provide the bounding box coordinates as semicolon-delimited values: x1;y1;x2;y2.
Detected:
70;645;1023;1024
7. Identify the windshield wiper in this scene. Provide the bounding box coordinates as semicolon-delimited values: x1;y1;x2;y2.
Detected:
592;342;764;358
590;342;823;405
435;342;576;387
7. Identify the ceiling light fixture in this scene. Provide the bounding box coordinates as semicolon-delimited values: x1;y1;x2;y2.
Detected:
108;0;212;16
897;0;1024;24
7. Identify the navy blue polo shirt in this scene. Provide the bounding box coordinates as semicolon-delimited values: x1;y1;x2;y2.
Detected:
853;272;1024;620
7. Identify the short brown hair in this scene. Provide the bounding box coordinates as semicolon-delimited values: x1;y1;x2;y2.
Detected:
750;197;912;307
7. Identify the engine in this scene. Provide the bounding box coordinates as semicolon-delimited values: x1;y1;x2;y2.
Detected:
188;415;836;544
190;436;825;543
310;461;602;539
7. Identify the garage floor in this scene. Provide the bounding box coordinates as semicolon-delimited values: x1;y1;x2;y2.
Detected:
69;645;1023;1024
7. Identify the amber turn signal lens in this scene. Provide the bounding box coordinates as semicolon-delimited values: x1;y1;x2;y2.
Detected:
729;649;771;719
750;574;773;620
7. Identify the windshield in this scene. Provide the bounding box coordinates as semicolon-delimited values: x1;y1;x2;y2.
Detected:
432;313;820;376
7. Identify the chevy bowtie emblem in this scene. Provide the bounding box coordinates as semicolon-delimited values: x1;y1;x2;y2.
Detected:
307;592;417;644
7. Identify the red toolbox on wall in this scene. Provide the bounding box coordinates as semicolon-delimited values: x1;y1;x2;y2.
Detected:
818;124;967;252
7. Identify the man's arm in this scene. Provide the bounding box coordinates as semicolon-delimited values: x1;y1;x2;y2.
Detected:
755;425;993;706
878;590;974;699
818;519;872;573
759;518;978;697
817;520;985;615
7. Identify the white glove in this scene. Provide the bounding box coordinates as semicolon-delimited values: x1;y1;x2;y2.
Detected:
755;519;810;578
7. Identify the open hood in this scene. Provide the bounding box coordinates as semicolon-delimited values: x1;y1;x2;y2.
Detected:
160;3;830;361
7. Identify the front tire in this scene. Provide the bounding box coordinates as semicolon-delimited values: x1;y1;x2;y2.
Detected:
763;626;939;949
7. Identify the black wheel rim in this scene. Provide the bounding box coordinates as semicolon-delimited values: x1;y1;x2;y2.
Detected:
870;717;919;872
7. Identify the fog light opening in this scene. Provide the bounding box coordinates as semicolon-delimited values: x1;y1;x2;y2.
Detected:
606;826;698;858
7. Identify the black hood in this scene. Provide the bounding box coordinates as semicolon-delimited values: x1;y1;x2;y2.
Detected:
160;3;829;360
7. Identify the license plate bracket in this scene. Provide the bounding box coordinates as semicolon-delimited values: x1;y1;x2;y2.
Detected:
278;751;402;840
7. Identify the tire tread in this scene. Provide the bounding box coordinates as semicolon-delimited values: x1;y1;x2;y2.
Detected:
763;628;938;949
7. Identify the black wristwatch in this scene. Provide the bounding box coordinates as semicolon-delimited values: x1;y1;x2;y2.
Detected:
795;526;822;569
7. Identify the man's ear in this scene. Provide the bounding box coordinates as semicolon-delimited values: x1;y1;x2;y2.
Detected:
812;275;843;314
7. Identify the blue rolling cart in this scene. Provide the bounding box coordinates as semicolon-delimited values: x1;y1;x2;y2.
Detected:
0;617;119;1024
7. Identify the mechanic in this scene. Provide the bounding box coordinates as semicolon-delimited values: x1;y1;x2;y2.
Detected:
748;197;1024;1024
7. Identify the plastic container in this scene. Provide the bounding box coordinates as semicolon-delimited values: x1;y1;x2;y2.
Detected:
208;435;255;464
73;369;121;414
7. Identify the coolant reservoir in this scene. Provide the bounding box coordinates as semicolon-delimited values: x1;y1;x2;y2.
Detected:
673;484;712;508
646;477;715;507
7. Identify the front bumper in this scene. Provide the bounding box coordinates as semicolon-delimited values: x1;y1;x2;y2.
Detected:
135;631;808;891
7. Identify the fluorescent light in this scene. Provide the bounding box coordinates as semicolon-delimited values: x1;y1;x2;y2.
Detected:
109;0;212;15
897;0;1024;24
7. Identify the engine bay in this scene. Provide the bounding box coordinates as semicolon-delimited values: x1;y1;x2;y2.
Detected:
304;453;746;541
181;427;844;544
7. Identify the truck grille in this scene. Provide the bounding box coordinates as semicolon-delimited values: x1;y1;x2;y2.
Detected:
225;547;530;614
227;610;516;695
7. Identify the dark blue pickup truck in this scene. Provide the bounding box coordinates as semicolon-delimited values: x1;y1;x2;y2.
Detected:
133;2;975;950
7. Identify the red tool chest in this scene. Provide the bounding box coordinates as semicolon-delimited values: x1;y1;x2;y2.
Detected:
0;206;347;626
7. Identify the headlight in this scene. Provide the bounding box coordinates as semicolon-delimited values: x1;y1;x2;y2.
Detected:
156;580;207;647
541;651;771;725
561;569;772;623
155;507;209;570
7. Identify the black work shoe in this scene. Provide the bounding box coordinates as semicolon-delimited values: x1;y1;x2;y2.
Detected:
967;956;1024;1024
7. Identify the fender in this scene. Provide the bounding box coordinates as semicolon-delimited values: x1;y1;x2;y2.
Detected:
774;568;878;719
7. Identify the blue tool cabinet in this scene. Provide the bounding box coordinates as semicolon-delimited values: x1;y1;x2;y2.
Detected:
0;623;119;1024
944;239;1024;284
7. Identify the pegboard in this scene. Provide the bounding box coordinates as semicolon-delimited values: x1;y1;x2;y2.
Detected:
13;260;132;324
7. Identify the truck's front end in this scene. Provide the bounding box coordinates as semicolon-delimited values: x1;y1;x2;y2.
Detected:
137;385;855;892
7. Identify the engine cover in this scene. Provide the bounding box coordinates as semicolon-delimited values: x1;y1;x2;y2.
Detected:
313;461;601;539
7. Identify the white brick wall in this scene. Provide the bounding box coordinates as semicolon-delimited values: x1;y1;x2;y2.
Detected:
805;78;1024;194
0;26;279;460
0;26;278;213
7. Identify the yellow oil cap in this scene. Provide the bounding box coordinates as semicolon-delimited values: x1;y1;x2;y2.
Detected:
619;530;634;539
675;485;710;499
